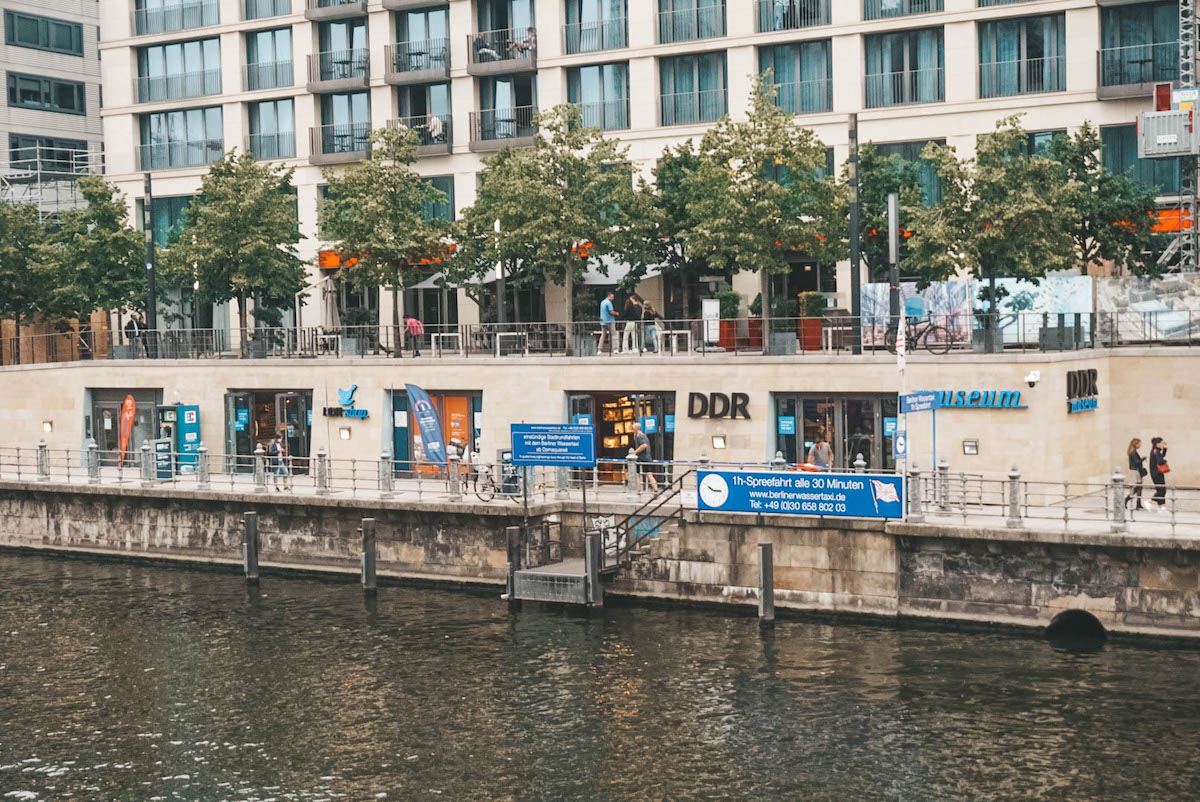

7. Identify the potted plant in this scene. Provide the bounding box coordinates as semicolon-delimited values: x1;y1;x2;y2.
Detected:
715;288;741;351
341;306;373;355
797;292;826;351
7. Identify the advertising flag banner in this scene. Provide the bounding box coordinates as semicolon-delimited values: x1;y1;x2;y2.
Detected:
118;395;137;461
405;384;447;465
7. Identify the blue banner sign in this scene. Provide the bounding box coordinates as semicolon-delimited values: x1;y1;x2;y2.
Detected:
640;416;658;434
777;415;796;435
511;424;597;467
899;391;941;414
697;470;905;520
406;384;447;465
664;414;675;433
883;416;897;437
176;405;201;473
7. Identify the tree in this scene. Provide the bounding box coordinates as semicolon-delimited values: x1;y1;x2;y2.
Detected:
907;116;1080;349
846;142;925;282
319;126;450;347
1044;123;1160;275
0;202;54;363
161;150;305;352
451;104;644;351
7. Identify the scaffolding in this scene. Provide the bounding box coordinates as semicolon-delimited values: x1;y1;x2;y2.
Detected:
0;143;105;221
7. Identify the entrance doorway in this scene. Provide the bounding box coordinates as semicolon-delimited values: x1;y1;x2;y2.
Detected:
568;391;675;483
389;389;482;473
85;388;163;465
225;390;312;472
774;394;898;471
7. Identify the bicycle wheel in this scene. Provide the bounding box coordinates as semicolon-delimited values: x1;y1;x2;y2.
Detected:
922;325;953;355
884;326;899;354
474;475;496;503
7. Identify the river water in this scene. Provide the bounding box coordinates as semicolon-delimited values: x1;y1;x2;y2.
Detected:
1;554;1199;801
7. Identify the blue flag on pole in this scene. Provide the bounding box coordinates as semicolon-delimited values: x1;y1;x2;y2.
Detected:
405;384;447;465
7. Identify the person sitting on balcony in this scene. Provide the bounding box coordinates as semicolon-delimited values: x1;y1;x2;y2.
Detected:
473;33;499;62
510;27;536;58
427;113;444;142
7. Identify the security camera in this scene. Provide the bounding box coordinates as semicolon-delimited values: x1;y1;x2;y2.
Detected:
1025;370;1040;388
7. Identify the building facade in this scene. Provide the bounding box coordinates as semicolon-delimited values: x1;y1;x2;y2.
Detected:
96;0;1176;328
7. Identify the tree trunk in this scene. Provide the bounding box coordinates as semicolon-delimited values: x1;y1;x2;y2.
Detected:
391;273;402;357
12;317;20;366
564;253;574;356
986;260;998;355
237;291;249;358
760;269;770;356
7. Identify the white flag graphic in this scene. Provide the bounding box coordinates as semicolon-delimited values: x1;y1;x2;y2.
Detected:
870;479;901;505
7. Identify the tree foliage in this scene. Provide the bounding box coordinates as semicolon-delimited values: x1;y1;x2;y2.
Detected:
846;142;925;282
0;202;56;357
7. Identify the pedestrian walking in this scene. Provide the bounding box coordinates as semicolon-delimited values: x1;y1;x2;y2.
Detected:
621;295;642;354
269;434;291;491
807;433;833;470
642;301;664;354
405;314;424;357
598;291;616;354
632;421;658;492
1149;436;1170;511
1126;437;1147;511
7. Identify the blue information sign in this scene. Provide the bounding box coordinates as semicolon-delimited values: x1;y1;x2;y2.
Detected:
640;416;658;434
572;413;592;426
778;415;796;435
900;391;941;414
176;404;201;474
883;416;897;437
664;414;675;433
697;470;904;520
153;439;173;480
511;424;597;467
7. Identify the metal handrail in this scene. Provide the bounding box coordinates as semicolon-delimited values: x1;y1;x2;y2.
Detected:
603;469;694;571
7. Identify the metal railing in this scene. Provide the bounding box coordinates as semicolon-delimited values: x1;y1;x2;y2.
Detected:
132;0;219;36
470;106;537;142
244;60;293;91
387;38;449;73
309;48;369;82
979;56;1065;98
243;0;290;19
863;0;942;21
756;0;829;32
563;17;627;54
306;0;363;8
311;122;370;155
770;78;832;114
135;69;221;103
388;114;452;148
1098;41;1179;87
660;89;727;126
137;138;224;170
658;5;725;43
468;28;537;66
246;131;296;160
865;67;944;108
575;99;630;131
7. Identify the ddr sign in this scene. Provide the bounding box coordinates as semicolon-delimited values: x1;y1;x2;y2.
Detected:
899;391;941;414
697;470;904;520
511;424;597;467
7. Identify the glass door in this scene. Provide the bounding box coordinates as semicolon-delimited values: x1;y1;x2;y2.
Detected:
225;391;253;472
275;392;309;472
841;397;880;471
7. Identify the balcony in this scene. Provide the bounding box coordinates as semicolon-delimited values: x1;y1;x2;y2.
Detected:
243;0;289;20
563;17;627;55
865;67;944;108
303;0;366;22
467;29;537;75
388;114;452;156
384;39;450;85
660;89;727;126
246;131;296;160
574;98;630;131
134;69;221;103
756;0;828;33
770;78;832;115
863;0;942;20
979;56;1065;99
244;60;293;91
137;138;224;170
381;0;436;8
657;5;725;45
307;49;369;93
131;0;218;36
1097;42;1179;100
469;106;536;151
310;122;370;165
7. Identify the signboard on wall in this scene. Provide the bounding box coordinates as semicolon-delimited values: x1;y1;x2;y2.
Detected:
697;470;904;520
511;424;597;467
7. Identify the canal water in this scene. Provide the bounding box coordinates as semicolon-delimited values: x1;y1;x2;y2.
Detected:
1;554;1199;801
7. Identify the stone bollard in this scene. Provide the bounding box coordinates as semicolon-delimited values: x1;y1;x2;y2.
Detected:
37;439;50;482
360;517;377;590
315;448;329;495
253;443;267;493
243;511;259;580
772;451;787;471
1111;467;1128;533
448;453;463;502
1006;465;1023;529
378;452;394;499
555;466;570;501
758;542;775;623
197;444;210;490
624;449;640;501
907;461;924;523
87;440;100;485
854;453;866;473
139;441;153;487
937;458;950;510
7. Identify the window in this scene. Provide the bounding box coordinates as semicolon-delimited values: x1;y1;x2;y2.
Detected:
136;38;221;102
978;14;1065;98
863;0;942;21
138;106;223;169
246;28;292;90
757;0;828;32
565;0;626;54
317;20;367;81
243;0;290;21
395;8;449;72
249;99;295;159
319;92;369;153
660;52;726;125
864;28;944;108
4;11;83;55
1102;125;1180;196
1024;129;1065;157
141;196;195;246
759;41;831;114
8;134;86;172
133;0;220;36
477;75;536;140
6;73;85;114
422;175;454;221
875;139;945;205
1100;2;1179;87
658;0;724;44
398;82;450;119
568;63;629;130
478;0;534;32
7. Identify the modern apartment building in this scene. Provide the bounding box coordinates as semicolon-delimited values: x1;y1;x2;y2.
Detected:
95;0;1180;330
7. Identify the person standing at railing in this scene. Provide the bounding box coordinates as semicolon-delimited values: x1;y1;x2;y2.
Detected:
632;421;657;492
642;301;664;354
806;433;832;471
1149;437;1170;511
598;291;617;354
621;295;642;354
405;315;424;357
1126;437;1147;511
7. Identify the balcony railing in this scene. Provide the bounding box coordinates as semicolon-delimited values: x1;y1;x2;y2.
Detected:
247;131;296;160
303;0;366;18
563;17;627;54
312;122;370;156
1099;42;1179;87
131;0;218;36
658;5;725;44
388;38;450;73
865;67;944;108
756;0;828;33
471;105;536;142
135;69;221;103
244;60;293;91
388;114;452;151
979;56;1065;98
137;138;224;170
243;0;289;20
978;0;1034;5
863;0;942;20
309;48;369;83
575;99;630;131
660;89;727;126
467;28;538;69
770;79;832;115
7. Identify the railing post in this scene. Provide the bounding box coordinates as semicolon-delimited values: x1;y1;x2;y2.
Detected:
315;448;329;495
624;449;639;501
139;441;153;487
243;511;259;581
555;466;570;500
854;453;866;473
197;443;210;490
1111;467;1128;533
378;451;394;499
253;443;267;493
772;450;787;471
585;531;603;607
37;438;50;482
87;440;100;485
1006;464;1023;529
936;458;950;510
907;461;924;523
758;542;775;623
448;453;462;502
360;517;377;590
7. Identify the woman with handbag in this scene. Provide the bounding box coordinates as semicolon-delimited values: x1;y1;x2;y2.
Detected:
1149;436;1170;511
1126;437;1147;511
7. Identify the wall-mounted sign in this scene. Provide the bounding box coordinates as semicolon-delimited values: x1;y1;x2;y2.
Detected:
664;414;675;433
323;384;369;419
934;390;1027;409
511;423;597;467
778;415;796;435
640;416;658;434
688;392;750;420
883;416;897;437
697;470;904;520
1066;369;1099;414
899;391;940;414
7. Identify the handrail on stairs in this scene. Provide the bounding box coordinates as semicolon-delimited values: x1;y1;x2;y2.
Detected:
601;469;694;572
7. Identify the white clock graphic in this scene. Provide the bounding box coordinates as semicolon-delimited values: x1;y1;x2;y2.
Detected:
699;474;730;508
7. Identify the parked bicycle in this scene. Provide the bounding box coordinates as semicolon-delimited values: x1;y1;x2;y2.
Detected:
468;461;524;503
885;316;954;355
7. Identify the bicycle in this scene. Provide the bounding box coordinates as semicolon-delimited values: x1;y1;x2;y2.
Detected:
468;463;524;503
885;316;954;355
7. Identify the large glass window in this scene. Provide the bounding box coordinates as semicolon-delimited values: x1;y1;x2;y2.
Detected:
863;0;941;21
978;14;1065;98
3;10;83;55
478;75;536;140
6;73;85;114
1100;1;1179;87
8;134;86;172
864;28;944;108
395;8;449;72
249;99;295;159
759;41;831;114
774;394;899;472
136;38;221;102
138;106;223;168
317;20;367;81
568;63;629;130
319;91;369;153
243;0;290;21
658;0;724;44
133;0;219;36
660;52;726;126
565;0;626;54
1102;124;1180;196
757;0;829;32
875;139;945;205
143;195;195;246
422;175;454;221
246;28;292;90
478;0;534;32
